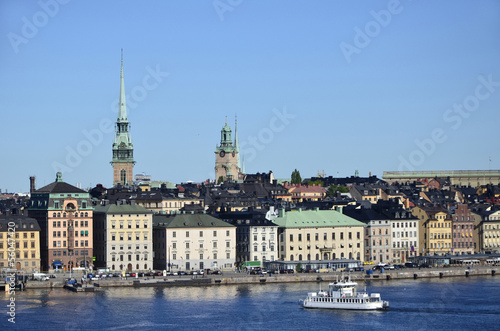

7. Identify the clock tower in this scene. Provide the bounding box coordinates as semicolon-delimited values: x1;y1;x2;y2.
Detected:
111;50;135;186
215;118;240;183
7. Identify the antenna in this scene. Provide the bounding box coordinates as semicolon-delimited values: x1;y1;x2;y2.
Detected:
121;48;123;62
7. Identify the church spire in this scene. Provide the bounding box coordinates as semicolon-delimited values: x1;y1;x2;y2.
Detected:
234;114;241;170
118;48;128;122
111;49;135;186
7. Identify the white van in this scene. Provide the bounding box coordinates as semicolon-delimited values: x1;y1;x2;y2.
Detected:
33;273;49;281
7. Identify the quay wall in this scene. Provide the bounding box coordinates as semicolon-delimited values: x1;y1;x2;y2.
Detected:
18;266;500;290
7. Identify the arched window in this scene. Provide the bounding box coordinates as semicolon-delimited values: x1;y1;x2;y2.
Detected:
298;254;302;261
290;255;294;261
315;253;319;260
121;169;126;184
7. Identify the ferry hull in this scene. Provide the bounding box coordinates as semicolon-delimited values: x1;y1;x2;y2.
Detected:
302;299;389;310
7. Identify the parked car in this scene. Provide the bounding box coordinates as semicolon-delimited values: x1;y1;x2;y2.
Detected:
211;270;222;275
419;263;432;268
384;265;395;270
405;262;418;268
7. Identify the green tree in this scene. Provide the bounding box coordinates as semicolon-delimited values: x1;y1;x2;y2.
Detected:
217;176;224;184
291;169;302;184
307;180;323;186
327;185;349;196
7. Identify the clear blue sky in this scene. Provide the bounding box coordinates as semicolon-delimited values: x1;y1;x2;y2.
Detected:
1;0;500;193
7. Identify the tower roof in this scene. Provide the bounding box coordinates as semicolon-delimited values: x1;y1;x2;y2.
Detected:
118;49;128;122
33;172;86;194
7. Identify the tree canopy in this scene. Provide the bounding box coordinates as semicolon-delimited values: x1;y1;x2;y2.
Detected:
291;169;302;184
327;185;349;196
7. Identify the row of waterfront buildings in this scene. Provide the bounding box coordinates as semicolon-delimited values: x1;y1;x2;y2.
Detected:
2;53;500;274
2;171;500;273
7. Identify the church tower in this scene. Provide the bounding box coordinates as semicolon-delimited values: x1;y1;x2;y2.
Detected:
111;50;135;186
215;117;240;183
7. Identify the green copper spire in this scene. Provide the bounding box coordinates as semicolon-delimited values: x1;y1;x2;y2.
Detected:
112;49;134;166
234;115;241;169
118;48;127;122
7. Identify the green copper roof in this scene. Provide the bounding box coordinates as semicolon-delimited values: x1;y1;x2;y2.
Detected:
118;49;127;122
112;50;134;164
272;209;365;228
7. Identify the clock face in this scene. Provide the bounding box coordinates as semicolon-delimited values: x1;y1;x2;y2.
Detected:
219;150;225;157
120;142;125;148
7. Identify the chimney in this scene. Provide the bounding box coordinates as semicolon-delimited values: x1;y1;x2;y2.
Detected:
30;176;36;193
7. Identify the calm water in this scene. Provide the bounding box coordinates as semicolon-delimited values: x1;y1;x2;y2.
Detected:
2;276;500;330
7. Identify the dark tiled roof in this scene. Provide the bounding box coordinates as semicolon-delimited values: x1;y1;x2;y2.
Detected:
0;215;41;232
34;181;86;194
153;213;235;228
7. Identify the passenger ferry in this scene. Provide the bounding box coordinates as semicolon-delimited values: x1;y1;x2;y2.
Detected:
302;277;389;310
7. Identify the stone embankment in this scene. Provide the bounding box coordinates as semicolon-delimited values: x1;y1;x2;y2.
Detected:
19;266;500;290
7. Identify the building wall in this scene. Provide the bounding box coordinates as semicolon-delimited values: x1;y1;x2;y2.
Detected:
161;226;236;271
452;205;474;254
136;198;205;214
99;211;153;272
426;212;452;255
479;210;500;253
364;221;392;264
391;219;419;263
247;225;278;263
47;197;93;270
279;226;364;263
215;151;239;182
0;223;40;273
113;162;134;186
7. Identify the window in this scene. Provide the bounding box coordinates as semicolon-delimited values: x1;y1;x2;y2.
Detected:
315;233;319;241
173;231;176;238
186;231;190;237
332;233;335;240
226;230;230;236
213;253;217;259
120;169;126;183
213;242;217;248
186;242;190;249
290;234;293;242
340;232;344;240
200;231;203;237
226;242;230;248
213;230;217;237
298;234;302;241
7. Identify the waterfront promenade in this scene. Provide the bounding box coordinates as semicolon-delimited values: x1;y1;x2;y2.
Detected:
20;265;500;290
